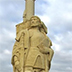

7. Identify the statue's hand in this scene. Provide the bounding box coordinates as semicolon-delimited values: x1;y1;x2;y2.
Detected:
15;60;21;71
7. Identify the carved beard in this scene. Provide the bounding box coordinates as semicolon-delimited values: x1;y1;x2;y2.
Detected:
31;21;40;27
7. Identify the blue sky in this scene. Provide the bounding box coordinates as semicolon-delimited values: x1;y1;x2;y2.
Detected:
0;0;72;72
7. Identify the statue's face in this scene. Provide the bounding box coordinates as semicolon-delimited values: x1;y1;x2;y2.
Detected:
31;17;40;25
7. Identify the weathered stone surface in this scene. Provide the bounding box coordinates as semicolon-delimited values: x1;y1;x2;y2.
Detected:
11;0;54;72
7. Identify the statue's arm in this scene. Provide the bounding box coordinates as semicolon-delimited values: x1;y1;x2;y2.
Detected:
13;56;21;72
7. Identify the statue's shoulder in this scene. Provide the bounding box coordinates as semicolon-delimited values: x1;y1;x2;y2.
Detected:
16;22;25;35
16;20;30;35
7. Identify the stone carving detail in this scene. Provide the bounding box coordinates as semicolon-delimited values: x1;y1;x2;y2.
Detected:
11;16;54;72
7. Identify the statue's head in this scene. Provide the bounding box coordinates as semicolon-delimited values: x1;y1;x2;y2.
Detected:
30;16;41;27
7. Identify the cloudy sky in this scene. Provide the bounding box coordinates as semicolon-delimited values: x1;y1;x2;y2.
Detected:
0;0;72;72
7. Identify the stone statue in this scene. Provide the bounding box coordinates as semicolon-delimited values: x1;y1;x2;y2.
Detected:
11;0;54;72
11;16;54;72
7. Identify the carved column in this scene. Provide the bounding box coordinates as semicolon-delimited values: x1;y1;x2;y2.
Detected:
23;0;35;21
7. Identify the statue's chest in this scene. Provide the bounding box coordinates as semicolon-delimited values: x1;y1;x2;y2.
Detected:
30;31;45;46
32;31;44;40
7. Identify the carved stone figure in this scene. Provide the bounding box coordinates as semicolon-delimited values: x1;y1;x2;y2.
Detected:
11;16;54;72
11;0;54;72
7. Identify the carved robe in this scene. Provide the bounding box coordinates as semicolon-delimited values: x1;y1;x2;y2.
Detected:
11;29;30;72
25;28;54;70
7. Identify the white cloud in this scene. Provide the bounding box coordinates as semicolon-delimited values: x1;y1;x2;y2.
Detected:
54;34;63;41
52;42;61;52
39;15;51;24
66;67;72;71
4;49;11;54
63;12;72;21
0;6;4;16
3;28;16;39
